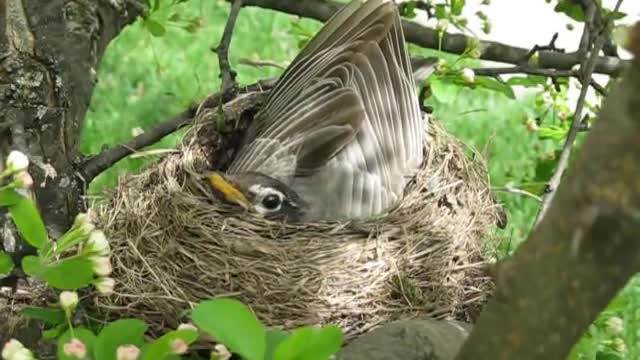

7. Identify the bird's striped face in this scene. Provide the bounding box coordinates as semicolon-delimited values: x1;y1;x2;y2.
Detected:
206;171;306;222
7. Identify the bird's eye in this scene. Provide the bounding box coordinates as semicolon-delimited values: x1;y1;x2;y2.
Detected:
261;194;282;210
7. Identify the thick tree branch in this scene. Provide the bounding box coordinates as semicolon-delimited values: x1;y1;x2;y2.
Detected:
453;21;640;360
236;0;629;76
214;0;243;94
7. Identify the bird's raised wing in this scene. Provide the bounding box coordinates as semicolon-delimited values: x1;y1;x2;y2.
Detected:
228;0;400;180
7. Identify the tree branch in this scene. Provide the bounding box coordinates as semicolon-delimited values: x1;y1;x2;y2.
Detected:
454;20;640;360
79;79;278;183
236;0;629;76
534;0;624;227
214;0;243;95
79;105;198;182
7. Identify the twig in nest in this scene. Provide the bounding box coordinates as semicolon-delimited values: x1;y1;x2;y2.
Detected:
238;57;287;70
534;0;624;227
493;185;542;203
214;0;243;96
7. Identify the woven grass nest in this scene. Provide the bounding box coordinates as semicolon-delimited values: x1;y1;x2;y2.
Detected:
89;90;501;340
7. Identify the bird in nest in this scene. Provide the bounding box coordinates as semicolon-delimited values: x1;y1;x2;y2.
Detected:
207;0;436;223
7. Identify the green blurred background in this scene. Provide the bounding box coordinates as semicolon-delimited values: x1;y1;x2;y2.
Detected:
81;0;639;358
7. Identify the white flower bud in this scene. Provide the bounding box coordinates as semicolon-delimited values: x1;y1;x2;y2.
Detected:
85;230;110;256
177;323;198;332
13;171;33;189
116;345;140;360
436;19;449;32
606;316;624;334
59;291;79;313
93;277;115;295
2;339;25;360
461;68;475;83
212;344;232;360
170;339;188;355
91;256;112;276
63;338;87;359
6;151;29;173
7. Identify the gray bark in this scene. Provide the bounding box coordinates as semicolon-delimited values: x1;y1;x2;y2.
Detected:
0;0;143;247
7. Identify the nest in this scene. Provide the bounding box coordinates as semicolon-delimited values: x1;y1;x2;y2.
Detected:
89;90;500;340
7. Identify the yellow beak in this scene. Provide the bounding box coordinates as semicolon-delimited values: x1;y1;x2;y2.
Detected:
207;173;251;210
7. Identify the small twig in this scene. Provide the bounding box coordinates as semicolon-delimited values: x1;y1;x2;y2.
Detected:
238;57;287;70
493;185;543;203
535;0;624;227
215;0;243;95
589;79;607;96
520;33;564;64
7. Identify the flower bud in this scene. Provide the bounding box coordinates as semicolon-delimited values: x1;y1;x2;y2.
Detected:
91;256;112;277
13;171;33;189
177;323;198;332
63;338;87;359
6;151;29;173
436;19;449;32
2;339;25;360
461;68;475;83
606;316;624;334
116;345;140;360
85;230;110;256
170;339;188;355
212;344;232;360
93;277;115;295
59;291;79;314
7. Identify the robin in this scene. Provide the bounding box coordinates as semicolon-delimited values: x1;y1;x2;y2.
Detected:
207;0;434;223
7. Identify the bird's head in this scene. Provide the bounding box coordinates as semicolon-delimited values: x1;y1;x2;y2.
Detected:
206;171;306;222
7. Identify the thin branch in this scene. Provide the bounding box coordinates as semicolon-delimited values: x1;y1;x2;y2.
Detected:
215;0;243;94
534;0;624;227
235;0;629;76
80;105;198;181
79;79;278;182
493;185;542;203
238;57;287;70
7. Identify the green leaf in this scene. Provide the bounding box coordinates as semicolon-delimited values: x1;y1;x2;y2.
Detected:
537;124;569;141
20;306;66;326
266;329;289;360
595;351;624;360
145;18;166;37
429;77;460;104
58;327;96;360
94;319;148;360
43;323;69;340
6;193;48;249
141;329;199;360
554;0;585;21
191;298;266;360
0;188;22;206
273;325;343;360
0;251;14;277
435;4;447;19
474;77;516;99
451;0;465;16
534;151;561;183
42;257;95;290
22;255;45;277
